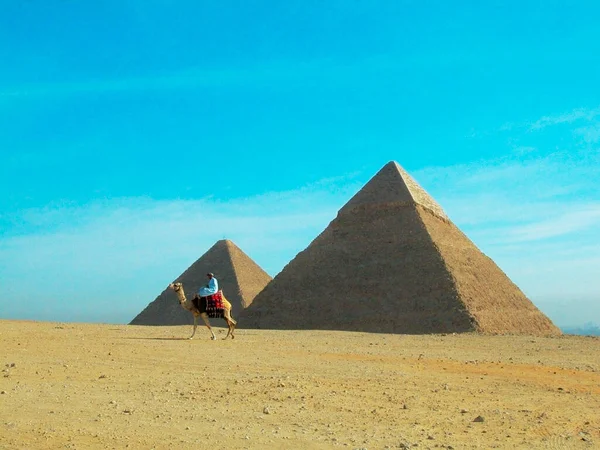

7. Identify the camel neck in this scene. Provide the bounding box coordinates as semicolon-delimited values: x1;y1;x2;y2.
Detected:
175;287;193;311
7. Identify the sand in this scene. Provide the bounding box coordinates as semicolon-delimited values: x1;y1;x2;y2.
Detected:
1;320;598;449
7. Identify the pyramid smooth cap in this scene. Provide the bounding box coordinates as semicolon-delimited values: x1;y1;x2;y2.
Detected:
340;161;448;220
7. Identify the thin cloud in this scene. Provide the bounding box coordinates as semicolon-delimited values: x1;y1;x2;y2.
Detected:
0;53;470;101
415;152;599;224
0;58;379;100
398;153;596;250
502;206;600;243
574;123;600;143
0;61;315;99
528;106;600;131
0;176;363;323
489;106;600;135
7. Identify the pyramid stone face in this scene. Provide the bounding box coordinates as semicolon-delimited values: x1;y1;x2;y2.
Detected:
419;213;559;335
130;240;272;325
240;162;560;336
227;243;274;309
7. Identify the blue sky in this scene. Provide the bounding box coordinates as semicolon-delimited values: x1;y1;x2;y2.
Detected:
1;1;599;328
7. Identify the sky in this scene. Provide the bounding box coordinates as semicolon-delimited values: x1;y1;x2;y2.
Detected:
1;1;599;328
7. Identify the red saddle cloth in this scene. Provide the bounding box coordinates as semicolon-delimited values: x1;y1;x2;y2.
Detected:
204;291;224;318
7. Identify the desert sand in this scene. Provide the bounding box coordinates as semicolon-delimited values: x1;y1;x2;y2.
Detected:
1;320;598;449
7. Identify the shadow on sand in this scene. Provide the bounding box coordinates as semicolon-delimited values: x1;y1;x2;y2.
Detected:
121;337;191;341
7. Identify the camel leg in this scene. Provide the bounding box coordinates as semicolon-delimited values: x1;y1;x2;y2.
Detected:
223;318;233;339
200;313;216;340
223;309;236;339
189;315;198;339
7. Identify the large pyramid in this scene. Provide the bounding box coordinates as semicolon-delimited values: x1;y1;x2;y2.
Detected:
130;240;272;325
240;162;561;336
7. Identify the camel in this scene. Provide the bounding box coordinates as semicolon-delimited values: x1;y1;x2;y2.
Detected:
168;282;237;340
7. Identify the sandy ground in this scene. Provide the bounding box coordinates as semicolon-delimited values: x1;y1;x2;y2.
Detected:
1;320;599;449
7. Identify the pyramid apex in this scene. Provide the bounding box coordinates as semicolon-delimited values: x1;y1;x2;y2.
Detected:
383;160;405;170
339;162;448;219
214;239;237;248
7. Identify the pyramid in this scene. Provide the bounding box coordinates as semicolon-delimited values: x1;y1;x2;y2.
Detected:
130;240;272;325
240;161;561;336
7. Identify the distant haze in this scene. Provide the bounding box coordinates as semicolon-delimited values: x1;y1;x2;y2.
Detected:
1;2;599;328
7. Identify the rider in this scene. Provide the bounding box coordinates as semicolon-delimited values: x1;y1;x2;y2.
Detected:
198;272;219;297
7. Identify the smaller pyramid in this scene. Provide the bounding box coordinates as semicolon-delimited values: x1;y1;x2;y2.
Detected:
130;240;272;325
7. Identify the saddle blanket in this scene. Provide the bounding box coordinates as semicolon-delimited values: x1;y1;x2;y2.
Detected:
203;291;225;318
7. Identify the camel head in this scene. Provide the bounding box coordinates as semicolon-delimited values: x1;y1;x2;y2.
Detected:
168;282;182;291
168;282;185;304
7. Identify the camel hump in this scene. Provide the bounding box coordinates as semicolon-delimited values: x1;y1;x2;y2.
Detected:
219;290;232;310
